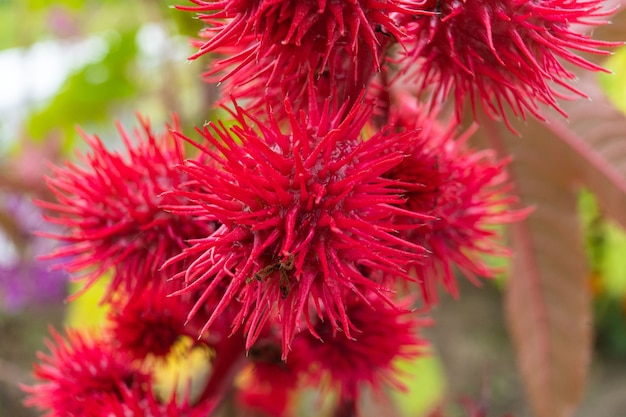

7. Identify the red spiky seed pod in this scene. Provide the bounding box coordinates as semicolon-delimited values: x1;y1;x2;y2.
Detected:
383;103;526;302
216;45;368;123
178;0;410;88
400;0;618;127
108;283;195;361
22;328;150;417
36;116;217;301
164;98;430;356
296;294;429;402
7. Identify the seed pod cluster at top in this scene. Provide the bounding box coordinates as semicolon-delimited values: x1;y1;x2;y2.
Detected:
180;0;618;124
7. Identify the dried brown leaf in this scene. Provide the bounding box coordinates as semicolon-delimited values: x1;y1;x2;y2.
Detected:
466;12;626;414
544;72;626;229
506;195;590;417
477;114;592;417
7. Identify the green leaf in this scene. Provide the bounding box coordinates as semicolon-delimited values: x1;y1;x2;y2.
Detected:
599;46;626;117
64;277;110;329
0;2;47;50
25;0;84;9
391;354;446;417
602;221;626;296
26;29;138;147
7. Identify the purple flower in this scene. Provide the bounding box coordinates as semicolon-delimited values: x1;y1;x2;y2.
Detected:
0;194;67;312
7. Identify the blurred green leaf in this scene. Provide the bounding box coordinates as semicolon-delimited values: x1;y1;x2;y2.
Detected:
579;189;626;297
391;354;446;417
601;222;626;297
0;2;46;50
65;277;110;330
579;189;603;271
26;29;138;148
25;0;84;9
599;46;626;116
594;297;626;357
166;0;206;37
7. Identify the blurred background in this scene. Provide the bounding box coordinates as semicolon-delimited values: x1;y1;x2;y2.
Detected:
0;1;210;415
0;1;625;416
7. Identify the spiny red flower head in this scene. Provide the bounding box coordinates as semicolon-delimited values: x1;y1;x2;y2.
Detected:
383;106;526;302
23;328;150;417
219;49;366;123
220;41;396;124
165;98;430;356
36;116;216;301
400;0;617;127
296;294;429;401
178;0;410;86
108;284;193;361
